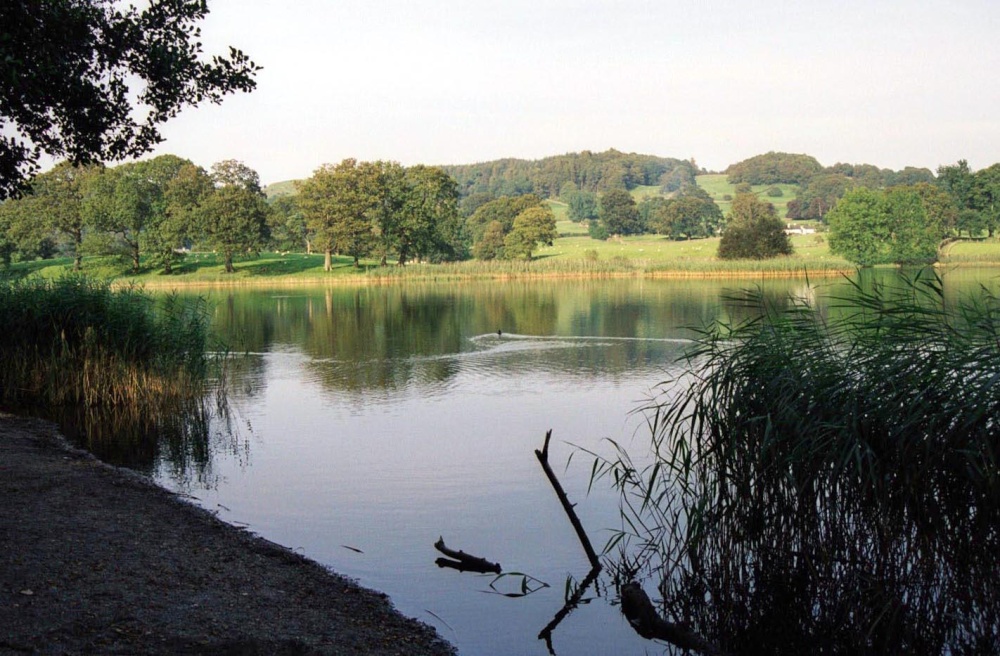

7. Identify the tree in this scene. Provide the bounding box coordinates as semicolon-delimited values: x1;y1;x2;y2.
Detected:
0;1;259;199
726;152;823;186
199;161;269;273
402;165;462;263
140;155;211;273
81;162;159;273
503;205;557;260
971;164;1000;237
827;188;940;265
937;160;975;210
566;189;599;222
786;173;853;220
296;160;376;270
20;161;99;269
717;193;792;259
268;195;309;252
472;220;506;260
364;161;408;266
647;195;723;240
599;189;642;236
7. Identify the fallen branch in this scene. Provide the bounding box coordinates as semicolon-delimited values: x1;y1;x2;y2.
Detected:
620;582;726;656
534;429;601;570
434;537;501;574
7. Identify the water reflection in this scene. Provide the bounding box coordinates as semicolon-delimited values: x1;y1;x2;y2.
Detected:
61;273;1000;655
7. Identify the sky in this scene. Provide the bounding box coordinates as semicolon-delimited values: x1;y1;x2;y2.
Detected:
147;0;1000;185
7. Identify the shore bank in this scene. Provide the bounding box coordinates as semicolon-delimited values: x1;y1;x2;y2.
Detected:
0;413;455;655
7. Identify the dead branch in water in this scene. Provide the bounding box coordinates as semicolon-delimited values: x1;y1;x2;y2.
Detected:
434;537;502;574
621;582;727;655
534;429;602;570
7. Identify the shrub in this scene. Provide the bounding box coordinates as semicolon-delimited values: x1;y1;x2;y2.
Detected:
765;185;783;197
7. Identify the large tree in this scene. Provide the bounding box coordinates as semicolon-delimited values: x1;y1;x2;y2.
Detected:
199;161;269;273
717;193;792;260
598;189;642;236
827;187;941;265
19;161;100;269
0;1;259;199
81;162;159;273
503;205;557;260
401;165;462;263
296;160;376;270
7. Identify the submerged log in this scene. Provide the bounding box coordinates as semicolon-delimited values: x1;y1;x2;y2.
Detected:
434;537;502;574
620;582;726;656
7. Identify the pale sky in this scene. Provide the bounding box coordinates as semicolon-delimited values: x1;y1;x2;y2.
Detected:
148;0;1000;185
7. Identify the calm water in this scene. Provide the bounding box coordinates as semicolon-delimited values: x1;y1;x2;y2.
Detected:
85;271;1000;655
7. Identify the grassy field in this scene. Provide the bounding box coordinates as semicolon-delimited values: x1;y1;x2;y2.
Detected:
696;174;801;219
9;233;1000;288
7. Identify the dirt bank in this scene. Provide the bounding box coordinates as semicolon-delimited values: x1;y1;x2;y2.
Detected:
0;413;455;655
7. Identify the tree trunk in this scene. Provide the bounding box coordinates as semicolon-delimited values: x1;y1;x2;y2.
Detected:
224;251;234;273
324;248;332;272
131;246;140;273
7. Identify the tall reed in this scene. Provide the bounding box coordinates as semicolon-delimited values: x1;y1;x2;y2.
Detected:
0;275;209;409
589;268;1000;654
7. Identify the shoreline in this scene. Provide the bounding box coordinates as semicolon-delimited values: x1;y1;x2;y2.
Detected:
0;412;455;655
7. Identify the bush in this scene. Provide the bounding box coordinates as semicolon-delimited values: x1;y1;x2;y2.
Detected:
588;220;609;241
765;185;783;197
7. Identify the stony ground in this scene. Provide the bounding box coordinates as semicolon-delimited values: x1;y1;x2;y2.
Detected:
0;413;456;655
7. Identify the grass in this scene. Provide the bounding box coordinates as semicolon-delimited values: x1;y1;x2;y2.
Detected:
697;173;801;219
9;235;1000;288
587;268;1000;653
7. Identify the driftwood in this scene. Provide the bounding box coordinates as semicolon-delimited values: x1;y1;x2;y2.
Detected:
434;537;501;574
620;582;726;656
534;430;602;570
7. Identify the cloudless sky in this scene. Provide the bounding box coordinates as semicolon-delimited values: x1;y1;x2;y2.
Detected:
149;0;1000;185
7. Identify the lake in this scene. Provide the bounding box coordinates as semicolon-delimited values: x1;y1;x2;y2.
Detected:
73;269;1000;655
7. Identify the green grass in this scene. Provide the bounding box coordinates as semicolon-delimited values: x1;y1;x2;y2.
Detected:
697;173;801;219
263;179;299;198
11;234;1000;286
629;184;664;202
940;238;1000;264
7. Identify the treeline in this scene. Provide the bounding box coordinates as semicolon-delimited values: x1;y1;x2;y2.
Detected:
725;151;1000;240
442;149;699;200
0;156;272;273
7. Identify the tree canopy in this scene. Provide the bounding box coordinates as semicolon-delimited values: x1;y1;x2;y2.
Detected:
0;0;259;199
726;152;823;186
717;193;792;260
827;188;941;266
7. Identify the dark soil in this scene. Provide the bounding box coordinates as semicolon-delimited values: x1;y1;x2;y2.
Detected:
0;413;456;655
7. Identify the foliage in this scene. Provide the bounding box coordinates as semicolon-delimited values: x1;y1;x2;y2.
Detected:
588;270;1000;654
80;161;159;273
599;189;643;236
0;0;259;199
565;189;599;222
199;160;270;273
786;173;853;220
587;220;609;241
765;185;783;197
643;193;723;240
296;159;376;270
443;149;689;199
726;151;823;185
827;187;941;265
472;221;506;260
0;275;207;408
502;205;557;260
717;193;792;259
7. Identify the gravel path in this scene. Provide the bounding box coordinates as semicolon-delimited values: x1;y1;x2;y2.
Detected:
0;413;456;655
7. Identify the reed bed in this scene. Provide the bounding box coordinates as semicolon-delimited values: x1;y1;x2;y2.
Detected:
588;268;1000;654
0;275;209;409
